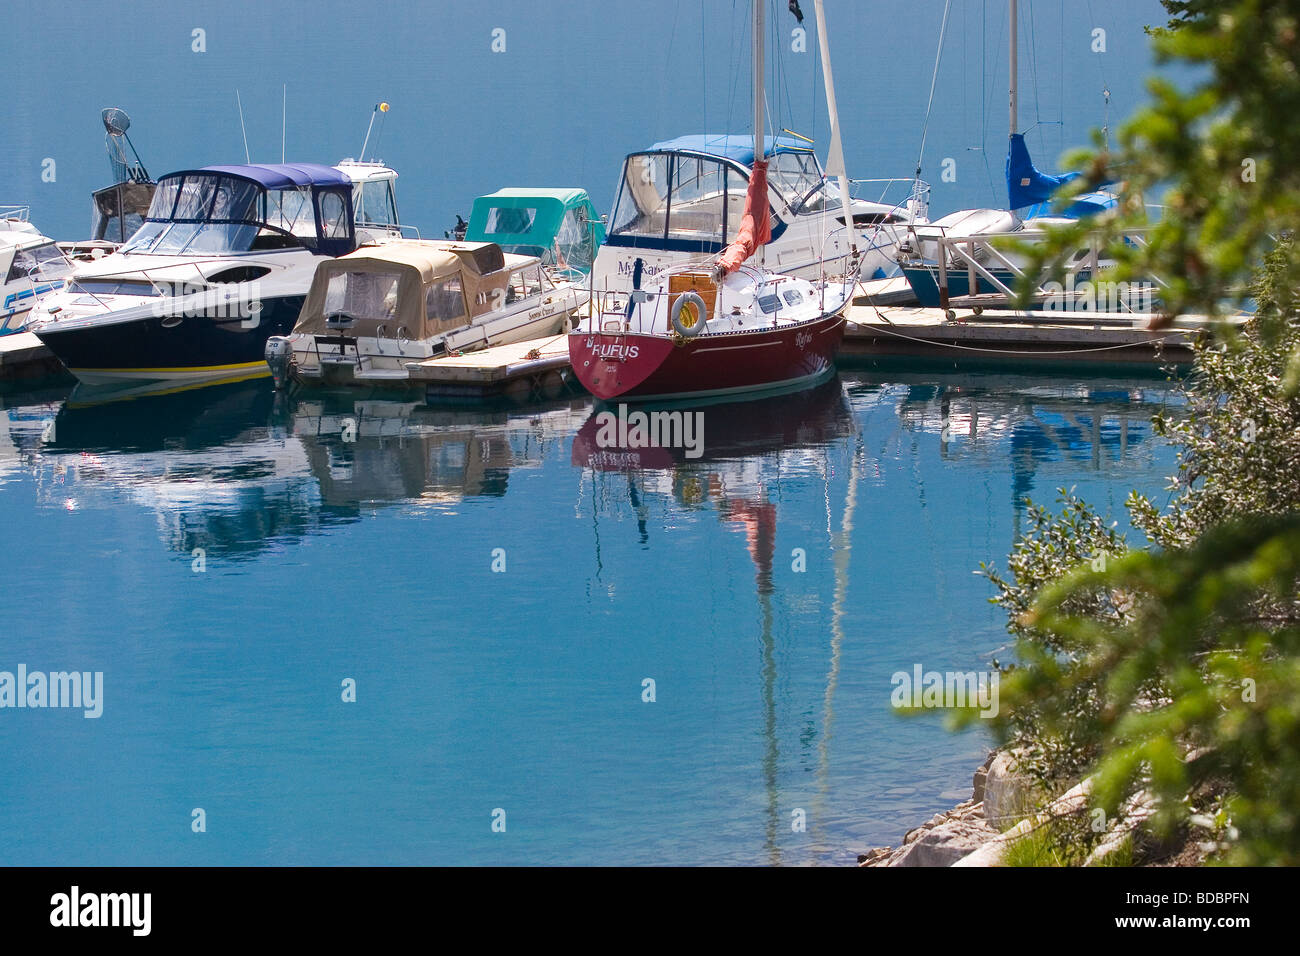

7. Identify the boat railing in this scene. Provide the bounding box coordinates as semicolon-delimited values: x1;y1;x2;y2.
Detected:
901;223;1169;315
583;258;723;337
848;177;931;223
0;205;32;223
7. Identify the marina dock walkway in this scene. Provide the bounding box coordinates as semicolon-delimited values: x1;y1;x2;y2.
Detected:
1;305;1218;397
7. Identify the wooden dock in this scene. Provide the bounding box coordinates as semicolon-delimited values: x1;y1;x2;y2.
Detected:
0;305;1221;401
407;333;576;402
0;331;64;382
840;304;1209;365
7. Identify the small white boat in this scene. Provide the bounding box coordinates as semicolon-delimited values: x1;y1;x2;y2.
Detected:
267;239;586;389
0;206;72;336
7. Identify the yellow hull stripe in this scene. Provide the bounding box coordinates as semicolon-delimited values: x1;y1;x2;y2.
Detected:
68;361;268;374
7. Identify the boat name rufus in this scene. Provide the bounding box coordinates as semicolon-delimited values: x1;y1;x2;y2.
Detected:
594;404;704;459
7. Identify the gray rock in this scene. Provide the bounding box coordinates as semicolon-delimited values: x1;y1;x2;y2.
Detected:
972;750;996;804
983;750;1034;828
887;816;1000;867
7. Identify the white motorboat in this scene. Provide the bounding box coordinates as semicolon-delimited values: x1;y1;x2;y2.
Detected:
27;160;405;385
0;207;72;336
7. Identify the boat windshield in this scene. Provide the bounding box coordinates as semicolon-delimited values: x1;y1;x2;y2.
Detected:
767;152;826;209
120;172;331;256
608;153;748;248
795;179;845;214
6;241;72;283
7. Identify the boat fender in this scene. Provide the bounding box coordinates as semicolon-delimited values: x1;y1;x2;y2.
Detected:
670;292;708;338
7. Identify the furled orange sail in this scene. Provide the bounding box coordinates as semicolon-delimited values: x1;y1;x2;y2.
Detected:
716;159;772;275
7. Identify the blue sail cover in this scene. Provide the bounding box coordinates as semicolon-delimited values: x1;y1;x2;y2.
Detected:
1005;134;1116;217
1006;134;1078;209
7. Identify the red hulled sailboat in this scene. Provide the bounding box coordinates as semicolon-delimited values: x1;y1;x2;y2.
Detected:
568;0;857;403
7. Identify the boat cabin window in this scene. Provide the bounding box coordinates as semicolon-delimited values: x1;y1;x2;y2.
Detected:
609;154;671;240
264;188;317;238
425;275;468;328
317;192;349;239
757;292;781;313
666;157;727;243
355;179;397;227
67;278;162;298
6;242;71;283
324;270;402;323
782;288;804;306
92;183;154;243
609;153;764;248
486;206;537;235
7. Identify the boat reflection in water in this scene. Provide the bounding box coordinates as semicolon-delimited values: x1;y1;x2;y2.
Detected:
289;392;587;507
840;363;1177;530
30;376;590;559
0;359;1184;864
572;377;856;864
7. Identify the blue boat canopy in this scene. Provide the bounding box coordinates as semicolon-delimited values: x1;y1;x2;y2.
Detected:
191;162;352;189
124;162;358;257
647;134;814;168
1006;134;1117;218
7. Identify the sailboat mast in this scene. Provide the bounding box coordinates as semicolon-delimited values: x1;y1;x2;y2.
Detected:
812;0;858;258
1008;0;1018;137
753;1;765;171
753;0;765;266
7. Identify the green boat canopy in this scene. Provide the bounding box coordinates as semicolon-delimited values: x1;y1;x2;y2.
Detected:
465;188;604;276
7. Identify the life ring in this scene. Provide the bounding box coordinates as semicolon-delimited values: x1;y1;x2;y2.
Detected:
670;291;708;338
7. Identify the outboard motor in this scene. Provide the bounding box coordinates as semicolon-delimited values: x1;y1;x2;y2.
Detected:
265;336;294;390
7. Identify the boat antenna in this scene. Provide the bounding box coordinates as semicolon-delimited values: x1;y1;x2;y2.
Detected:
281;85;287;163
101;108;149;183
359;102;390;162
235;90;251;163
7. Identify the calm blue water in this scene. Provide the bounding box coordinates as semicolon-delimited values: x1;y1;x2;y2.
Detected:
5;0;1176;241
0;366;1179;865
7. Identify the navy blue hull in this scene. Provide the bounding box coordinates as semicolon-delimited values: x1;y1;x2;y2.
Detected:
35;295;304;382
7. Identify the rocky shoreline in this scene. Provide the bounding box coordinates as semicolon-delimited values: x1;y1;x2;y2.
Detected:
858;749;1176;867
857;751;1005;867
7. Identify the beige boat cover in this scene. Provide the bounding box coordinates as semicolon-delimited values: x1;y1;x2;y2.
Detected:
293;239;536;340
